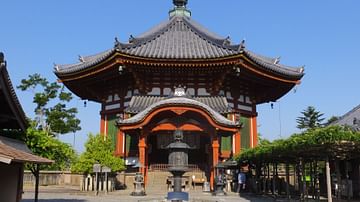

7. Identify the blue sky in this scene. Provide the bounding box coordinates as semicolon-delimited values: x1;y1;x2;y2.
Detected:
1;1;360;152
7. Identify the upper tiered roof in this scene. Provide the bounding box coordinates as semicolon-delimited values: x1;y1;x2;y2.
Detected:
54;1;304;81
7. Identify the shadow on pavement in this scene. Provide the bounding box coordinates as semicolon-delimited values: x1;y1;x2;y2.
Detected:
237;193;276;202
22;200;86;202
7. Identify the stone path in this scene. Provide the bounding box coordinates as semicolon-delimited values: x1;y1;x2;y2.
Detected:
21;186;272;202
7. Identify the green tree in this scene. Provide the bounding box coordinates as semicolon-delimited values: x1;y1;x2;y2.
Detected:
296;106;325;130
25;122;76;202
17;73;80;176
25;123;76;172
72;134;125;174
17;74;81;202
17;73;81;136
257;133;271;146
325;116;339;126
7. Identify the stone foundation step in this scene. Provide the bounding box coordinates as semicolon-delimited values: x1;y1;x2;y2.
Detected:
146;171;207;191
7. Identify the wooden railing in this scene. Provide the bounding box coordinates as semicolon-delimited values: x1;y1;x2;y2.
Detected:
148;164;204;172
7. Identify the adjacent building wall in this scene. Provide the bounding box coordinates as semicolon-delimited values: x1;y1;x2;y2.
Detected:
0;162;23;202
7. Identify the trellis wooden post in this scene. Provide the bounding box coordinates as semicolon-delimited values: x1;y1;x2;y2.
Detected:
302;160;307;201
310;161;314;199
262;163;266;193
315;161;320;201
335;160;342;199
297;160;303;200
272;163;276;195
326;157;332;202
345;161;351;200
267;163;270;193
256;162;261;193
286;162;290;200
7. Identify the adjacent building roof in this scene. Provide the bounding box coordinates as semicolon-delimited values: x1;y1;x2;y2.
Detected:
125;96;232;114
0;136;53;164
0;52;53;165
54;6;304;81
118;96;240;128
331;104;360;131
0;53;27;131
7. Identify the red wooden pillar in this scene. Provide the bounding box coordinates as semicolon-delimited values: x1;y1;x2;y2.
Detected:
231;113;241;156
100;114;106;135
251;116;258;147
210;129;219;191
115;130;125;156
138;129;147;185
144;144;149;186
234;130;241;155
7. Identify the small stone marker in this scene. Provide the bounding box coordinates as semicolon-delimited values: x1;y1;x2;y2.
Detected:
93;163;101;173
102;166;111;173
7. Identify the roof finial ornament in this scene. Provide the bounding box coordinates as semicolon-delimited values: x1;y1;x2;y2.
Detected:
0;52;5;67
173;0;188;7
170;0;191;18
238;39;246;52
223;36;231;46
0;52;4;63
53;63;59;71
78;55;85;63
114;37;121;49
299;65;305;73
129;35;135;43
274;57;281;64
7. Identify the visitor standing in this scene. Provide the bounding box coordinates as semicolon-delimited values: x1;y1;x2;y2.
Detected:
237;170;246;193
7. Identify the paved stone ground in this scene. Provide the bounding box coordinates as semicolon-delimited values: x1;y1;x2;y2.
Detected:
21;186;272;202
24;186;358;202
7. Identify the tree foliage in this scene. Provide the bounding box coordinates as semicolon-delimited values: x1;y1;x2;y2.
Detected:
257;133;271;146
17;73;81;135
296;106;325;130
325;116;339;126
72;134;125;174
25;122;76;173
236;126;360;163
17;73;80;174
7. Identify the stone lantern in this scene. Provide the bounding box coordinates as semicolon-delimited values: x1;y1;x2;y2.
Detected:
166;129;191;201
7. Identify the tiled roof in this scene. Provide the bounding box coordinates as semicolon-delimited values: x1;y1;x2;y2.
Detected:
54;15;304;80
0;53;27;130
243;50;304;79
331;104;360;130
125;96;232;114
0;136;53;164
118;96;239;127
119;17;238;59
54;49;116;75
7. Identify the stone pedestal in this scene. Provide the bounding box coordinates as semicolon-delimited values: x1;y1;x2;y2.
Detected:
213;172;226;196
214;182;225;196
131;173;146;196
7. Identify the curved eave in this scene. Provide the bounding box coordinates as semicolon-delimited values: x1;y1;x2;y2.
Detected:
54;50;240;77
55;51;303;86
242;50;304;81
54;48;116;77
116;97;240;129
